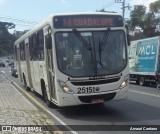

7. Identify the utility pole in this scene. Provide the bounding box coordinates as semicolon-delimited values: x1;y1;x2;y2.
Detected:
122;0;125;19
115;0;131;19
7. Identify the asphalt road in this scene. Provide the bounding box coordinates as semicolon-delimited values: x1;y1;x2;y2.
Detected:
1;64;160;134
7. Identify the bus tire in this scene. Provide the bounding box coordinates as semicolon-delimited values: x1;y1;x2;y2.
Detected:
23;74;30;91
139;76;145;86
41;81;53;108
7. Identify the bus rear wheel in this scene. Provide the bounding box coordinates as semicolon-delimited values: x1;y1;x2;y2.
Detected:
23;74;30;91
23;75;27;88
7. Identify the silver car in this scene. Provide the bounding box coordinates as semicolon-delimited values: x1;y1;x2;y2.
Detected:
11;63;18;77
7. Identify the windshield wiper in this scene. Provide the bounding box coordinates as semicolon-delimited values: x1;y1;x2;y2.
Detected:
72;29;92;50
72;29;96;75
73;28;94;63
99;27;110;51
99;28;110;63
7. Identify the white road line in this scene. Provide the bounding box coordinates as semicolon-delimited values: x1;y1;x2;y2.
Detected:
0;71;5;73
129;90;160;98
45;109;78;134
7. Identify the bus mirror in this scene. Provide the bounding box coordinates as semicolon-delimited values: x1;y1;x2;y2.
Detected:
125;25;131;46
127;34;131;46
46;35;52;49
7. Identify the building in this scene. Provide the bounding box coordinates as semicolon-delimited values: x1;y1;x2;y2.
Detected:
13;30;29;39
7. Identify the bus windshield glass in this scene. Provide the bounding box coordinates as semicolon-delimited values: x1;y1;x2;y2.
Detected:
55;30;127;77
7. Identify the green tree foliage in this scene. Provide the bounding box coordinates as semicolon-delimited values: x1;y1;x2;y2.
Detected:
0;22;16;56
149;0;160;35
127;4;160;40
129;5;146;29
0;21;15;30
149;0;160;13
142;13;157;36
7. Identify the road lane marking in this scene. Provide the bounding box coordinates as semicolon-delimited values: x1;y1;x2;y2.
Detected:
0;71;5;73
129;90;160;98
3;74;78;134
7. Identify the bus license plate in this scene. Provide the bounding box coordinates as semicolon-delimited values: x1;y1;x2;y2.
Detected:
77;87;100;94
91;99;104;104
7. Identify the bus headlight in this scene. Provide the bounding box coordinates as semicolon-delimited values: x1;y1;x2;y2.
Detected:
57;80;74;94
119;76;129;89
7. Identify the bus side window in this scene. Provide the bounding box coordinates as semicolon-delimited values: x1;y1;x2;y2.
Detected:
20;42;25;61
45;33;52;49
29;37;33;60
37;30;44;60
30;34;38;61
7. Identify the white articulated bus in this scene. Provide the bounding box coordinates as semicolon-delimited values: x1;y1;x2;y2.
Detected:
14;12;130;107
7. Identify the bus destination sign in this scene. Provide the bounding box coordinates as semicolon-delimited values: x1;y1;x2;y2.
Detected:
53;15;124;28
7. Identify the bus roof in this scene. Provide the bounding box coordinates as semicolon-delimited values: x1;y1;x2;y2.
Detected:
14;12;122;45
48;11;120;17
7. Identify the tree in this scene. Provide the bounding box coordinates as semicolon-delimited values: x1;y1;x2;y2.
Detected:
142;13;157;36
149;0;160;13
127;4;160;39
149;0;160;36
0;21;15;30
129;5;146;29
0;22;16;56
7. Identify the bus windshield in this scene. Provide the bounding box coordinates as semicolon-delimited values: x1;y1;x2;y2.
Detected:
55;30;127;77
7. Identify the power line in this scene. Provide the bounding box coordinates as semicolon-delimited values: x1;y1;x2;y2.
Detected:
0;15;39;25
13;23;35;27
97;0;115;11
0;16;37;32
103;2;116;9
0;15;39;23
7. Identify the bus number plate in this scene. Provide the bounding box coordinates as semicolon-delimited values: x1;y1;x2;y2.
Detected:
77;87;100;94
91;99;104;104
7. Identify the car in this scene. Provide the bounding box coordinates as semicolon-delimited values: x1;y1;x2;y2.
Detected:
6;58;9;62
8;60;14;66
0;60;5;67
11;64;18;77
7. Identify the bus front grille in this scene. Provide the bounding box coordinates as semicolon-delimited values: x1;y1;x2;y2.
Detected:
71;77;120;86
78;93;116;103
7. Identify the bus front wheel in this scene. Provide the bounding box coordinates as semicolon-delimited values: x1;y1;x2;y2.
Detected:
44;89;53;108
41;82;53;108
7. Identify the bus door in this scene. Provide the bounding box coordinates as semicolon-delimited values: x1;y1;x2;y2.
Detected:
44;26;57;101
30;33;41;94
24;38;33;89
17;45;23;82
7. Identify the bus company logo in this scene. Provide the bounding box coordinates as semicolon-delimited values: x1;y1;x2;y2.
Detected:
2;126;12;132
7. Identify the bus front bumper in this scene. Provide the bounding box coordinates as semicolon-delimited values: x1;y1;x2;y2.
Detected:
57;86;128;107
